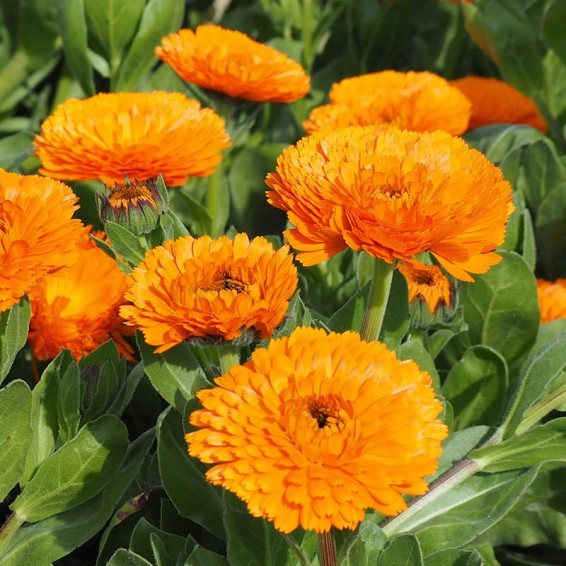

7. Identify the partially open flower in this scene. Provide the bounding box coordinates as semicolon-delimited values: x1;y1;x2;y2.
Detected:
96;177;168;235
156;25;310;103
187;326;448;533
266;125;514;282
304;70;471;135
451;76;547;132
537;278;566;324
0;169;82;312
397;263;452;314
120;233;298;353
28;227;135;361
35;91;231;187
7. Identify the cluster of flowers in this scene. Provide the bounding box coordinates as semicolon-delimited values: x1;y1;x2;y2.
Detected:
2;21;562;534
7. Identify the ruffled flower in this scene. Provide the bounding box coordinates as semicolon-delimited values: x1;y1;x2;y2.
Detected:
156;25;310;103
266;125;514;282
187;327;448;533
120;233;298;353
537;278;566;324
35;91;230;187
0;169;82;312
304;70;470;135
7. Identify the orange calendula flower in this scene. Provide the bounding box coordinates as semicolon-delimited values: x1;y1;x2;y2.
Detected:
35;91;231;187
187;326;448;533
266;126;514;282
398;263;452;314
537;278;566;324
451;76;547;132
156;25;310;103
120;233;298;353
28;227;135;361
303;70;471;135
0;169;83;312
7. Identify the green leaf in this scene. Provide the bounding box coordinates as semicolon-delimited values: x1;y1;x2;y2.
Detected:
464;0;543;94
157;407;225;540
20;353;63;486
0;380;32;501
472;419;566;473
107;549;154;566
474;467;566;549
57;356;81;442
337;521;387;565
407;468;539;554
0;428;153;565
400;338;441;393
325;281;369;334
171;190;212;237
186;546;230;566
83;0;146;71
431;426;489;481
500;332;566;438
83;360;120;422
424;548;483;565
0;296;31;384
105;221;147;266
106;362;145;418
137;333;209;413
535;183;566;279
463;124;545;165
56;0;96;95
543;0;566;66
223;491;290;566
112;0;184;91
80;339;120;368
520;208;536;271
380;270;409;351
377;534;423;566
11;415;128;521
0;132;36;170
442;345;508;430
459;251;539;366
129;518;187;564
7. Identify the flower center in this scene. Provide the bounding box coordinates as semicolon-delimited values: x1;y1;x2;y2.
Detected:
108;184;156;209
201;271;248;294
308;396;344;431
414;271;435;286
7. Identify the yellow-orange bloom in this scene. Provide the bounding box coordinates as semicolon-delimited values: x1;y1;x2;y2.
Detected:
266;126;514;282
28;228;135;361
120;233;298;353
187;326;448;533
397;263;452;314
156;25;310;103
537;278;566;324
0;169;83;312
451;76;547;133
35;91;231;187
303;70;471;135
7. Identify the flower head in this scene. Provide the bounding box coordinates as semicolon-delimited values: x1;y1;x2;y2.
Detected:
35;91;231;187
397;263;452;314
304;71;471;135
27;227;135;361
266;125;514;282
96;177;168;235
187;326;448;533
156;25;310;103
451;76;547;132
0;169;83;312
537;278;566;324
120;233;298;353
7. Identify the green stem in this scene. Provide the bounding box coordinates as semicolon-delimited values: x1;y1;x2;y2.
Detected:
0;512;25;553
359;256;395;342
515;383;566;436
381;458;480;536
318;530;337;566
217;344;240;375
206;165;223;238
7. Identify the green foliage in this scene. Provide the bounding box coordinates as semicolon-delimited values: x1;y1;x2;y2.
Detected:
0;297;31;384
